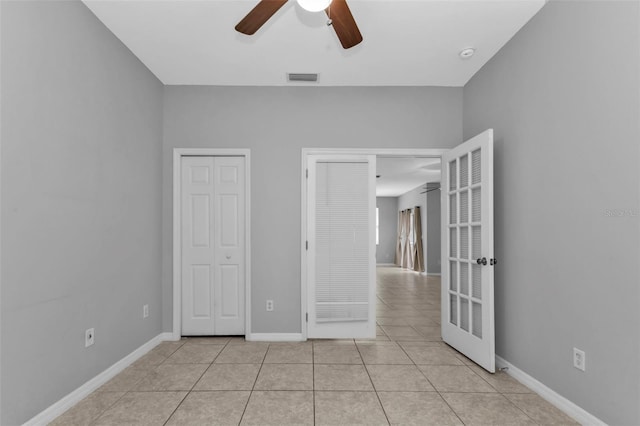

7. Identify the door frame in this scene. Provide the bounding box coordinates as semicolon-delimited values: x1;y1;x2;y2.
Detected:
172;148;251;340
301;148;448;340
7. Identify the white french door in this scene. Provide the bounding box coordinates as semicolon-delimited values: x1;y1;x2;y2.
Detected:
181;156;246;336
306;155;377;339
441;130;495;372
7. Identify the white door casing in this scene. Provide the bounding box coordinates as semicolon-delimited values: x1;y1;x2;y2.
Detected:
306;154;377;339
174;150;250;339
441;130;495;372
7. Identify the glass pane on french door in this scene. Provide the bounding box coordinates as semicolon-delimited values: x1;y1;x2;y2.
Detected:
448;149;483;336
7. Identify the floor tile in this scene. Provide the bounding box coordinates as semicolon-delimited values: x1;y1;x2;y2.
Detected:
382;325;425;336
505;393;580;425
227;338;266;345
130;351;167;370
150;341;185;358
165;391;250;426
404;317;439;327
183;336;232;345
264;343;312;363
315;391;388;425
93;391;186;426
418;365;497;393
358;344;413;364
378;392;462;425
376;317;409;326
311;339;356;346
356;340;399;346
135;363;208;391
314;364;374;390
214;344;268;363
469;365;534;393
165;344;224;364
313;344;363;364
98;367;149;392
49;391;124;426
193;363;260;390
367;364;435;391
404;346;464;365
412;325;443;339
254;363;313;390
240;391;313;425
441;392;536;425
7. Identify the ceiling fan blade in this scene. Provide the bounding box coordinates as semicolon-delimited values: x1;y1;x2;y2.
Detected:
235;0;289;35
326;0;362;49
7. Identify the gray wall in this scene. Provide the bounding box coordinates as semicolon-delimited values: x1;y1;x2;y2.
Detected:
0;1;164;424
163;86;463;333
375;197;398;264
397;184;428;271
426;188;441;274
463;1;640;424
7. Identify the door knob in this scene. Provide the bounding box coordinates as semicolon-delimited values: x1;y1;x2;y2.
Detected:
476;257;487;266
226;254;231;260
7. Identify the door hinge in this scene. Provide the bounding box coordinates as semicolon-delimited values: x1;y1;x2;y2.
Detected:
306;240;309;250
306;168;308;179
306;313;308;322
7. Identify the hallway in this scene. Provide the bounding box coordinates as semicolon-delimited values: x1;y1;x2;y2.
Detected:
50;266;577;425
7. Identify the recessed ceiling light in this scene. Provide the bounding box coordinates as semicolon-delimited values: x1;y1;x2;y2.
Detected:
459;47;476;59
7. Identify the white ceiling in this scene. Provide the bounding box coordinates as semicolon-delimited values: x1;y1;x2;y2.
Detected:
83;0;546;86
376;157;440;197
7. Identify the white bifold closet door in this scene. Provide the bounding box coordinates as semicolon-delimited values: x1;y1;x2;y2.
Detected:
181;156;245;336
306;155;376;339
441;130;495;372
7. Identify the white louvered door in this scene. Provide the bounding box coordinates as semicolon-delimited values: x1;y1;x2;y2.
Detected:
307;155;376;339
441;130;495;372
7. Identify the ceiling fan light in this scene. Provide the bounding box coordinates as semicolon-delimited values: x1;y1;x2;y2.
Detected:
296;0;332;13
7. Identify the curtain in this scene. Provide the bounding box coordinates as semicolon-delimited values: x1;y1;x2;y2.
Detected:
401;209;412;269
412;206;425;272
394;210;403;266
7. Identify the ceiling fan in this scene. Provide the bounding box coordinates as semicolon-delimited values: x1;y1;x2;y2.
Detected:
235;0;363;49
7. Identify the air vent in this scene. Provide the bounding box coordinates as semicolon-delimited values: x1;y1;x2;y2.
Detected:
288;73;318;82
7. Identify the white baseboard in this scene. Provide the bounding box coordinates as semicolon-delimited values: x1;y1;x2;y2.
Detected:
246;333;304;342
495;356;606;426
426;272;441;276
24;332;173;426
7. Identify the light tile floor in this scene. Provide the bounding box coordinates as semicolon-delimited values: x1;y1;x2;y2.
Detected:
51;266;578;425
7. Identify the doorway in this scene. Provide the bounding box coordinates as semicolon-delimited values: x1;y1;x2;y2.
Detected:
172;149;251;339
301;130;495;372
301;148;447;342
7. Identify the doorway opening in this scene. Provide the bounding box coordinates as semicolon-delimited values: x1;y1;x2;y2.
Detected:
300;148;447;342
301;130;495;372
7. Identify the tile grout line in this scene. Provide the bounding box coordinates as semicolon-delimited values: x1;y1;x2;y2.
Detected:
237;340;270;425
162;338;230;425
312;342;316;426
353;341;392;426
90;340;188;425
464;365;540;424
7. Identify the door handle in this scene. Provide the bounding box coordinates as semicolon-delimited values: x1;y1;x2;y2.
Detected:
476;257;487;266
226;254;232;260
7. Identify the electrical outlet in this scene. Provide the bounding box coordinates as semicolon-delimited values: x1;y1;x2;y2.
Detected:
85;328;95;348
573;347;586;371
266;300;274;312
143;304;149;319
